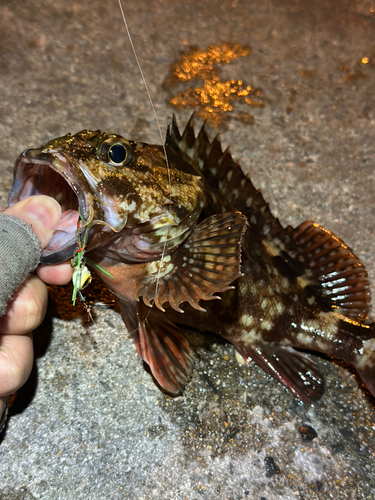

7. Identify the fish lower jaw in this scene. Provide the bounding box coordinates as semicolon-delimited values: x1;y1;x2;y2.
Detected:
9;149;94;263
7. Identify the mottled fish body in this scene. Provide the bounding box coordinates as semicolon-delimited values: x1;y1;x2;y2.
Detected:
9;115;375;402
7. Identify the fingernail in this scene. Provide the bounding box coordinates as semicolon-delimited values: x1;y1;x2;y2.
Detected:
21;196;61;229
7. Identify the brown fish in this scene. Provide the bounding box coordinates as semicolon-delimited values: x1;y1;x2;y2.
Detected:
9;115;375;403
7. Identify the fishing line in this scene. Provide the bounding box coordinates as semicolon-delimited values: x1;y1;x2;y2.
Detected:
117;0;173;319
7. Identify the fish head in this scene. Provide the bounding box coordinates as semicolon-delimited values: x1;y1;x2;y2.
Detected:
8;129;206;264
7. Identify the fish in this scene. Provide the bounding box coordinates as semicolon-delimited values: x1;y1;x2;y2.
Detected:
8;114;375;403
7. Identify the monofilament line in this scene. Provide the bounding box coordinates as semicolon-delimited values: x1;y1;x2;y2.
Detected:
117;0;172;307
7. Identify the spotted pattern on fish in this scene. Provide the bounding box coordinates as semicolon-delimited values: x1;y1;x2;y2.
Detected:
8;114;375;402
163;115;375;402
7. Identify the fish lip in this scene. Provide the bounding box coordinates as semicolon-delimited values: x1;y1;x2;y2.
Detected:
8;148;93;264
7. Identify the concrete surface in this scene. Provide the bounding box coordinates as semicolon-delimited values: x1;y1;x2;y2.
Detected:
0;0;375;499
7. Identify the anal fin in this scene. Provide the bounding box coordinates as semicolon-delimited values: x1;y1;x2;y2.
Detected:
238;344;324;403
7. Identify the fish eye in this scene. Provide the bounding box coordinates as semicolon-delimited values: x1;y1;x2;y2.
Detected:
109;144;127;164
99;138;133;167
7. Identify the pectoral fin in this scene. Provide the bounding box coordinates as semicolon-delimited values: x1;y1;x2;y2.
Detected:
119;299;193;395
136;211;248;312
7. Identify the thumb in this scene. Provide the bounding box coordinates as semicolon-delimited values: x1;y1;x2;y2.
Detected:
5;196;62;249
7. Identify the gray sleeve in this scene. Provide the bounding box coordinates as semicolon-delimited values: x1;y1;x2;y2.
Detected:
0;214;42;317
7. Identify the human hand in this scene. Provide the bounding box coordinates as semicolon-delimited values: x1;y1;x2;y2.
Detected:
0;195;73;431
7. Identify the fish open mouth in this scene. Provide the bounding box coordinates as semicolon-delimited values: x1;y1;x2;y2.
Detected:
8;149;92;265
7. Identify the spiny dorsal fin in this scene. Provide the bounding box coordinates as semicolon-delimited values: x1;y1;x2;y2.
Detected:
166;116;371;320
279;221;371;320
166;113;282;237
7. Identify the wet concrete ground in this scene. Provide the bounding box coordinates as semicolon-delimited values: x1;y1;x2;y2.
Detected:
0;0;375;498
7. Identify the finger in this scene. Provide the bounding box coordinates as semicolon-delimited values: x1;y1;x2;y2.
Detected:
37;262;73;285
0;333;33;396
5;195;62;249
0;275;48;335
